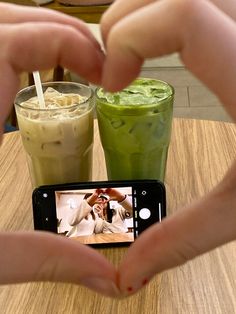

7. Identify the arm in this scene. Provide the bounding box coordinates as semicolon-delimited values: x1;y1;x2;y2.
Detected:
100;0;236;296
0;3;118;297
68;190;103;225
118;195;133;219
105;188;133;217
68;200;92;226
94;217;106;234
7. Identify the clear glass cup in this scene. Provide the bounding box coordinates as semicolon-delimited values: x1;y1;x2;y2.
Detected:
15;82;94;187
96;78;174;181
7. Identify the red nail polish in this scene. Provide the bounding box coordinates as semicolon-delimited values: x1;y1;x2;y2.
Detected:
142;278;149;286
127;286;133;292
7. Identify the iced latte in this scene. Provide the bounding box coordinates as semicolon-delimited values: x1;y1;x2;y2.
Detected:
15;82;94;187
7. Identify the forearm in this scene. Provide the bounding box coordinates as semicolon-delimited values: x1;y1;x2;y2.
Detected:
68;200;92;225
119;195;133;216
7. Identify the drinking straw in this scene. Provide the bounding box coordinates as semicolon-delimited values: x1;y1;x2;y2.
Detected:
33;71;46;108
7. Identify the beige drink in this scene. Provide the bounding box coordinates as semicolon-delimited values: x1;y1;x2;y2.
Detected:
15;82;94;187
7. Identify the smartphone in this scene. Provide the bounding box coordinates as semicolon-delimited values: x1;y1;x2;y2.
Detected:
32;180;166;247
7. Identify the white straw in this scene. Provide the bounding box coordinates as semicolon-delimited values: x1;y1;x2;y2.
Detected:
33;71;45;109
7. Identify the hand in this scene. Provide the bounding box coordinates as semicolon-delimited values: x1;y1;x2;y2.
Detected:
105;188;125;202
118;162;236;295
100;0;236;296
0;3;104;131
86;189;104;206
101;0;236;121
0;3;114;297
94;204;105;218
0;231;119;297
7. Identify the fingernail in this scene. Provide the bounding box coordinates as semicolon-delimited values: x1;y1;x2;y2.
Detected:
142;278;149;286
80;277;120;297
122;277;150;296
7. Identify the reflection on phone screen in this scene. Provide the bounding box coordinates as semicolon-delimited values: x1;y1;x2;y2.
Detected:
55;186;134;245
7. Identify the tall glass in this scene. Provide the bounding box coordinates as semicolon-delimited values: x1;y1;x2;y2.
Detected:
96;78;174;181
15;82;94;187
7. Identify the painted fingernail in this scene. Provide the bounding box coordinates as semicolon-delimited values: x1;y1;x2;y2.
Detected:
80;277;120;297
127;286;133;293
142;278;149;286
124;278;150;296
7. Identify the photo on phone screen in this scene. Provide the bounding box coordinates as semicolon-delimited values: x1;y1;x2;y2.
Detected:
33;180;166;247
55;187;134;244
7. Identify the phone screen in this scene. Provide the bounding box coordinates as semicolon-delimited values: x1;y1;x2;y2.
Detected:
33;180;165;247
55;186;134;245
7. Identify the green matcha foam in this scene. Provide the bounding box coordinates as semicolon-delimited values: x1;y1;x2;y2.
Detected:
96;78;173;106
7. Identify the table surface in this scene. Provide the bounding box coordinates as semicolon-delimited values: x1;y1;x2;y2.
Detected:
72;232;134;244
0;118;236;313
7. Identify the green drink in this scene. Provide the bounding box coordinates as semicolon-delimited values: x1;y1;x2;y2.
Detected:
96;78;174;181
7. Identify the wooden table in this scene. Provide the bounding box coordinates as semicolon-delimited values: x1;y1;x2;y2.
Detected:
0;118;236;313
72;232;134;244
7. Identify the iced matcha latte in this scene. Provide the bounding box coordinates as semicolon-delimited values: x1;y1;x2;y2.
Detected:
96;78;174;181
15;82;94;187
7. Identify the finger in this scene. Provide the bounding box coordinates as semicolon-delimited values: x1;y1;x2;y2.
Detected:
0;22;104;125
118;162;236;296
101;0;236;121
0;2;100;49
100;0;156;43
101;0;236;45
0;231;119;297
210;0;236;20
102;0;186;91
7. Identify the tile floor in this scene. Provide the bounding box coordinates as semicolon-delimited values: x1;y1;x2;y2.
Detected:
87;24;232;123
141;54;232;122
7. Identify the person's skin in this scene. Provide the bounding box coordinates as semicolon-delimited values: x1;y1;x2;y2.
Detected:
100;0;236;296
0;2;104;136
94;202;107;220
86;189;105;207
3;0;236;300
105;188;126;203
0;3;119;298
94;188;126;219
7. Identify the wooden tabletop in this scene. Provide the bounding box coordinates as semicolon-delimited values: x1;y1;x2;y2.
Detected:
0;118;236;313
72;232;134;244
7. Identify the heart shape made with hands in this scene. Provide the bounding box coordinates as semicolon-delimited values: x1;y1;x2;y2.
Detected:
6;162;236;299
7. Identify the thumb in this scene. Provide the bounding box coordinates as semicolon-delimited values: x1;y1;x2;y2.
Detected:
118;162;236;295
0;231;119;297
